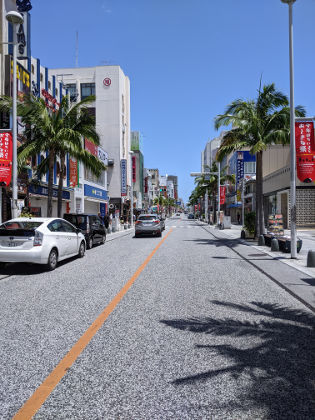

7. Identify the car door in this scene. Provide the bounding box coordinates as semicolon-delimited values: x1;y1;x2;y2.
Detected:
61;220;79;255
47;219;69;258
89;216;99;243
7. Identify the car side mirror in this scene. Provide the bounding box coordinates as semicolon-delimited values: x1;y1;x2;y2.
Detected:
76;227;81;234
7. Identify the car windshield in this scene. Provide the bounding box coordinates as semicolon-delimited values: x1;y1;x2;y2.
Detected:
138;216;156;221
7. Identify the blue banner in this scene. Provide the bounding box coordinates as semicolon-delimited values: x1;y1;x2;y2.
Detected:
84;184;108;200
29;184;70;200
237;152;244;184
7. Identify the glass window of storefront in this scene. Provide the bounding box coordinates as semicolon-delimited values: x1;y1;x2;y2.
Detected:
80;83;95;100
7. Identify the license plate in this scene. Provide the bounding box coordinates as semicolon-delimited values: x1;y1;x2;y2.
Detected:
7;242;19;247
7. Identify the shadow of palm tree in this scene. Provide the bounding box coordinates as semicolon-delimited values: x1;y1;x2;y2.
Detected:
160;301;315;419
183;238;249;249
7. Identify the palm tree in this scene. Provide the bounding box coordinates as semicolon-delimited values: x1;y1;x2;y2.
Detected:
11;94;106;217
214;83;305;236
153;195;165;214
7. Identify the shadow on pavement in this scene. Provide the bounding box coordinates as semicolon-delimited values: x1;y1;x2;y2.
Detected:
0;256;79;276
183;238;249;249
160;301;315;419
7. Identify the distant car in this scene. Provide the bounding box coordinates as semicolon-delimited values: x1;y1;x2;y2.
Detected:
135;214;163;237
63;213;106;249
188;214;194;219
176;213;181;217
0;218;85;271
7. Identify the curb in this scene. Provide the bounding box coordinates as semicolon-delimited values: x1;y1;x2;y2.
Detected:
106;228;133;242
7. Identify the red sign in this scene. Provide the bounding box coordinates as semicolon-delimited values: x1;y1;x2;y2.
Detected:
41;89;60;111
295;122;315;183
69;157;78;188
103;78;111;87
220;186;226;205
84;138;98;157
132;156;136;182
0;132;13;185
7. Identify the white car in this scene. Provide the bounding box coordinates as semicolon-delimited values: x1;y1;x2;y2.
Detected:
0;218;86;271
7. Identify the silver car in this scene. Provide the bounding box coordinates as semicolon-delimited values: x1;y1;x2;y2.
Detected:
135;214;163;237
0;217;86;271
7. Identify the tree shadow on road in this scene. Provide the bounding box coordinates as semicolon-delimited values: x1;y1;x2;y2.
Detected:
183;238;249;249
160;301;315;419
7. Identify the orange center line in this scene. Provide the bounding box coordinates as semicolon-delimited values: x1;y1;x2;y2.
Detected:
13;229;173;420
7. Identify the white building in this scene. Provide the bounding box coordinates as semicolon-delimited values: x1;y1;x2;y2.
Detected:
49;65;131;218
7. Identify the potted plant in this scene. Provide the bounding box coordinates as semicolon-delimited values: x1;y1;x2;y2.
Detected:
241;211;256;239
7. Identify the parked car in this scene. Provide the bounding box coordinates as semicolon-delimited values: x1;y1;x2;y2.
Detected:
135;214;163;237
0;218;85;271
188;213;194;219
157;215;166;231
63;213;106;249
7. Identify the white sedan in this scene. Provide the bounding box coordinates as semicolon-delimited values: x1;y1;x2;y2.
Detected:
0;217;86;271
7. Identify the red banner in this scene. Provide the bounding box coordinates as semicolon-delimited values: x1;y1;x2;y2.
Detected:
220;186;226;205
69;157;78;188
84;138;98;157
0;132;12;185
295;122;315;183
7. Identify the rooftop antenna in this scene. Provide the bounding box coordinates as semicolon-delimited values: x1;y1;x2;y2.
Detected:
75;31;79;67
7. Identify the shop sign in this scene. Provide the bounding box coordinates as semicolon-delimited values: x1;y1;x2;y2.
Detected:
0;131;13;185
85;139;108;166
237;152;244;184
41;89;60;111
132;155;136;182
295;122;315;183
16;12;30;59
5;55;30;97
220;186;226;205
69;157;78;188
100;202;106;218
84;184;107;200
121;159;127;196
29;184;70;200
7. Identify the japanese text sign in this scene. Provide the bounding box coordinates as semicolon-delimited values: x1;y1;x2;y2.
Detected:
237;152;244;184
69;157;78;188
295;122;315;183
220;186;226;205
0;132;13;185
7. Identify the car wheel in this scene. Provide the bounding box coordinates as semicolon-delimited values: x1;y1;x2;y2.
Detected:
101;234;106;244
78;241;85;258
87;236;93;249
157;230;162;237
47;248;58;271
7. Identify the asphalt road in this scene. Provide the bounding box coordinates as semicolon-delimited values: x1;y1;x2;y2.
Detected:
0;216;314;419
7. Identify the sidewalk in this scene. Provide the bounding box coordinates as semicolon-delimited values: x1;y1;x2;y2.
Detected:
197;221;315;311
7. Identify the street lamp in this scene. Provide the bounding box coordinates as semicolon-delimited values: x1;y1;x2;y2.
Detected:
281;0;297;258
6;11;24;219
129;151;134;227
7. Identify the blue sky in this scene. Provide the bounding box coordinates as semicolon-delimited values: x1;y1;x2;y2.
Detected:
30;0;315;202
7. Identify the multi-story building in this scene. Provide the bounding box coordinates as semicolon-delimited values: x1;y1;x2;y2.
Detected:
166;175;178;200
49;65;131;218
147;169;160;203
143;168;152;210
130;131;144;210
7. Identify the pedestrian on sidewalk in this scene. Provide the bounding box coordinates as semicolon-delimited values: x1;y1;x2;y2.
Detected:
237;213;241;225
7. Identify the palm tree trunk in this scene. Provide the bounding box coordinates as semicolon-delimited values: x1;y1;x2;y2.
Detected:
255;150;264;237
57;153;65;217
47;151;55;217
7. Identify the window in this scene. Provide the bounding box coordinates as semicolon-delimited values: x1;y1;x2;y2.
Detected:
40;73;43;82
31;64;34;74
48;81;51;90
66;83;77;102
244;161;256;174
55;88;58;96
80;83;95;100
48;220;64;232
61;220;76;233
84;167;105;186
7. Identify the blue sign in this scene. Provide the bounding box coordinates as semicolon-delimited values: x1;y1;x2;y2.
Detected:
121;159;127;196
29;184;70;200
237;152;244;184
100;202;106;218
84;184;107;200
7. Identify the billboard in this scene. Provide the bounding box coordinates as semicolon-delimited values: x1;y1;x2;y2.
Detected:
295;122;315;183
0;131;13;185
120;159;127;196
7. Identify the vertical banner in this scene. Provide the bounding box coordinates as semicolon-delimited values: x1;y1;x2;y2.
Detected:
120;159;127;196
237;151;244;184
220;186;226;205
0;132;13;185
132;155;136;182
295;122;315;183
69;157;78;188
